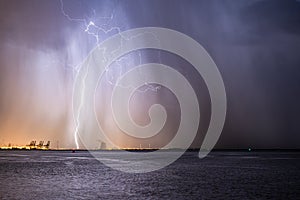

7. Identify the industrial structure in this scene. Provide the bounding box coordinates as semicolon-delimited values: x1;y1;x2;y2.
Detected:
27;141;50;150
0;140;51;150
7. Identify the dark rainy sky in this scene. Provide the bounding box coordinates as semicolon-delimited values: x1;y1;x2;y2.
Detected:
0;0;299;149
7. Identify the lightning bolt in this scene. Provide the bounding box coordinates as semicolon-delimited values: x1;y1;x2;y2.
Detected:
60;0;162;149
73;62;89;149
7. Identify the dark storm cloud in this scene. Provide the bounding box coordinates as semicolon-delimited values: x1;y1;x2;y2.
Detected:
0;0;67;48
111;0;300;148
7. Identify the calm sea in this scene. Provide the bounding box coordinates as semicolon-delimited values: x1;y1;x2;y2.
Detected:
0;150;299;199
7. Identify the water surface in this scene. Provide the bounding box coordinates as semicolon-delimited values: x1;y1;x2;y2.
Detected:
0;150;299;199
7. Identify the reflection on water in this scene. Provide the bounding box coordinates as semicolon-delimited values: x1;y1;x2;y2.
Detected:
0;150;299;199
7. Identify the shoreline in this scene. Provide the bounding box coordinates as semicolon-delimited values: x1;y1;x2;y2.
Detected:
0;148;299;152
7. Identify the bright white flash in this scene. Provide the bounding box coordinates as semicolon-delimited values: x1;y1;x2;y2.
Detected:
60;0;162;148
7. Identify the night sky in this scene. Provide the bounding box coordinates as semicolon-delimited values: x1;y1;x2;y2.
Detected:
0;0;300;149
